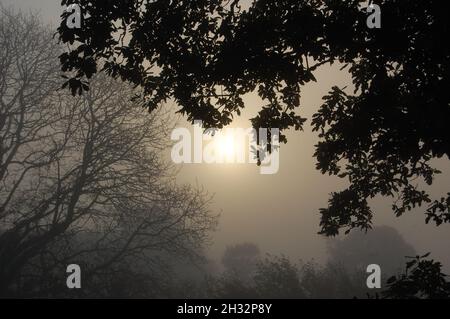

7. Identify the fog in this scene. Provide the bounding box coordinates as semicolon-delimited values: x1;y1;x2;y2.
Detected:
2;0;450;299
175;65;450;269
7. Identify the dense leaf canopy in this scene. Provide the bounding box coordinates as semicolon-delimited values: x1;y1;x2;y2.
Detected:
58;0;450;235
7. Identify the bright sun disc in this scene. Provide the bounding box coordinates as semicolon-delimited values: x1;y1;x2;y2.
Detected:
215;134;235;162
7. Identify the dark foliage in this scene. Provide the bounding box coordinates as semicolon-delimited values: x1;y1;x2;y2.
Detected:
383;254;450;299
58;0;450;236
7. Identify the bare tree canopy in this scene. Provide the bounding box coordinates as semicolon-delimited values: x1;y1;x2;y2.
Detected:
0;8;217;298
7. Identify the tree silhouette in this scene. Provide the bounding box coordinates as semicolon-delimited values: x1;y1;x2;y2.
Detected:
327;225;415;275
58;0;450;235
210;254;372;298
0;9;216;297
221;243;261;282
383;254;450;299
253;255;305;298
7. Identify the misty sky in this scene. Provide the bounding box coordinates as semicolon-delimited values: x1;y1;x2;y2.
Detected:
4;0;450;270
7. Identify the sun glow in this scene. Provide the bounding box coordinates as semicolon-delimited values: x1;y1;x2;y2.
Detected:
214;134;236;162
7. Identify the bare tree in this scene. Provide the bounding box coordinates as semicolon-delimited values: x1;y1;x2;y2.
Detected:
0;9;217;298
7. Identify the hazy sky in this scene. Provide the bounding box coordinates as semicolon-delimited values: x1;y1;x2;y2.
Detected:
4;0;450;270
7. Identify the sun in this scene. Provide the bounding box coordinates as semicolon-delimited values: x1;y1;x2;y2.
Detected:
214;134;236;162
